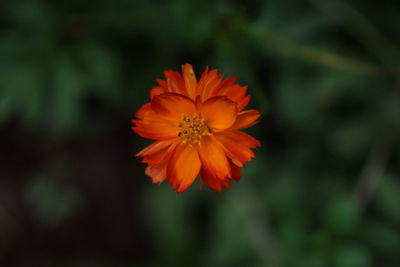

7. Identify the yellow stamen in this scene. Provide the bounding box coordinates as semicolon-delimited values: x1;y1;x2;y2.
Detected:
178;114;211;145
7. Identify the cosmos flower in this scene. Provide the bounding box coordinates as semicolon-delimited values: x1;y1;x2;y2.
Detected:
132;63;260;193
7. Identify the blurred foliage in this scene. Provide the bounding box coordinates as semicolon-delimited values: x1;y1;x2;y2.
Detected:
26;175;83;228
0;0;400;266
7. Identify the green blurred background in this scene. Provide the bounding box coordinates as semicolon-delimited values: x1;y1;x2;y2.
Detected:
1;0;400;266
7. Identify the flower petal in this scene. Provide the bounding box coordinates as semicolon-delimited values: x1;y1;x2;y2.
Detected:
213;77;237;96
229;159;242;181
198;96;237;130
200;168;230;193
225;85;250;111
150;87;166;99
237;95;250;111
195;66;208;96
164;70;186;95
151;93;196;122
145;160;168;184
182;63;197;99
215;130;260;167
137;139;173;157
167;142;201;193
230;110;260;130
202;73;224;100
197;68;222;100
135;103;154;119
132;116;180;140
157;78;168;90
198;135;231;179
137;139;176;165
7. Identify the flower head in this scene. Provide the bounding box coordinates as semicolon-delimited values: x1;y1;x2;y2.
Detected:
132;63;260;193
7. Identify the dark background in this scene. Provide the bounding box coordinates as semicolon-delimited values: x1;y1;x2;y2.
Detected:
1;0;400;266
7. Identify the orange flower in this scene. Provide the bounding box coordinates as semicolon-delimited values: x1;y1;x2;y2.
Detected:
132;63;260;193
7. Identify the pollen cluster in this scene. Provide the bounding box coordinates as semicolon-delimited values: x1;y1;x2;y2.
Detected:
178;114;211;145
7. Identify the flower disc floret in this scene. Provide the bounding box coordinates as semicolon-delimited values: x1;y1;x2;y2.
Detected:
179;114;211;145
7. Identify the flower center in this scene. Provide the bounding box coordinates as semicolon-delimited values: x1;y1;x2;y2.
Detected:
178;114;211;145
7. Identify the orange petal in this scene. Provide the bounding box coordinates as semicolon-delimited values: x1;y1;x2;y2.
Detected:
202;73;224;100
150;87;166;99
135;103;153;119
197;69;220;100
230;110;260;130
182;63;197;99
145;160;168;184
215;130;260;166
198;96;237;130
198;135;231;180
229;160;242;181
151;93;196;122
237;95;250;111
213;77;237;96
137;139;176;165
200;168;230;193
167;142;201;193
164;70;186;95
225;85;250;111
132;117;180;140
157;78;168;90
137;139;173;157
209;77;250;111
195;66;208;96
